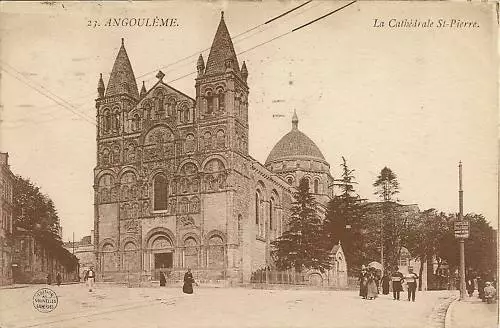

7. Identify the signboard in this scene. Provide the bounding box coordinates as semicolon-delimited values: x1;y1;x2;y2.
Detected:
454;221;470;239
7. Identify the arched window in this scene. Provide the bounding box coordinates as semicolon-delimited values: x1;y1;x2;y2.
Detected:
314;179;319;194
113;111;120;131
103;110;111;132
206;91;214;114
217;88;225;112
255;192;260;225
235;95;241;116
166;98;176;117
190;197;200;213
216;130;225;149
269;199;273;231
153;174;168;211
184;107;190;123
204;132;212;150
132;114;141;131
144;102;152;120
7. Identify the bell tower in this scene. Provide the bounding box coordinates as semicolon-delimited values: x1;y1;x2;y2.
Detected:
195;12;249;156
95;38;139;140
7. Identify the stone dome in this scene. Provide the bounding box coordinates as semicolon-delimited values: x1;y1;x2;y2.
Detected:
265;111;327;166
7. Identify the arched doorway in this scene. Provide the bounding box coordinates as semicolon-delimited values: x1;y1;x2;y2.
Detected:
148;234;174;280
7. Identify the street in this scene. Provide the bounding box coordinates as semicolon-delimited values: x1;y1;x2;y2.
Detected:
0;284;459;328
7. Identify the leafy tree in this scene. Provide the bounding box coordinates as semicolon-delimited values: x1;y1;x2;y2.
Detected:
323;157;366;276
405;209;451;289
12;175;62;242
373;167;400;202
371;167;407;272
464;213;497;278
272;178;331;272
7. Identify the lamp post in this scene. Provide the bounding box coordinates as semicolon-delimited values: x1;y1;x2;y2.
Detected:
457;161;467;300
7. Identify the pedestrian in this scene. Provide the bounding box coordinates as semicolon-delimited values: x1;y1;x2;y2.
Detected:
159;271;166;287
477;275;485;301
484;282;496;304
47;273;52;285
366;268;378;300
391;267;404;300
56;272;62;286
85;266;96;292
404;266;419;302
359;266;368;299
183;268;197;294
381;271;390;295
466;275;475;297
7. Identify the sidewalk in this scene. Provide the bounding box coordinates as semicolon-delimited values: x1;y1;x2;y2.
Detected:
445;295;498;328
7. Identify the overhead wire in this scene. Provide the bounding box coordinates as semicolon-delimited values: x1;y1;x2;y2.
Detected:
1;1;357;128
0;64;97;126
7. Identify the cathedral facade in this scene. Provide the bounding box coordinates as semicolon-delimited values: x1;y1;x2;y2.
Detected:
93;13;334;284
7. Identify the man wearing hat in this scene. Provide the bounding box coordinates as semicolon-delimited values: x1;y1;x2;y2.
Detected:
404;266;419;302
391;267;404;300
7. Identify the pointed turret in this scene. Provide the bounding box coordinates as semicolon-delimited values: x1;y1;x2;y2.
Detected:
140;81;147;98
105;38;139;99
205;12;240;77
97;73;105;98
197;54;205;77
292;109;299;130
241;61;248;82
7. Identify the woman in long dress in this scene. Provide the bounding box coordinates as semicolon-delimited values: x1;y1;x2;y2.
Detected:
366;269;379;300
183;268;196;294
382;272;390;295
159;272;166;287
359;267;368;299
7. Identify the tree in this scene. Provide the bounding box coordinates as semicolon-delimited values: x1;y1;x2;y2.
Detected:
405;209;451;289
373;167;400;202
464;213;497;279
272;178;331;272
12;175;62;242
372;167;406;272
323;157;366;276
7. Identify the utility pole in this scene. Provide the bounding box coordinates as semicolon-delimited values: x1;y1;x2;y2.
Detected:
458;161;466;300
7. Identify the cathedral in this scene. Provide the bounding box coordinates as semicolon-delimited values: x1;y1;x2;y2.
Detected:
93;13;336;284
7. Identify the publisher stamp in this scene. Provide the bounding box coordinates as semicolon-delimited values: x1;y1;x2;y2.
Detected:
32;288;58;313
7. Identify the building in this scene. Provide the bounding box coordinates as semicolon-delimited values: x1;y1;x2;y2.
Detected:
0;152;15;285
93;13;336;284
12;228;79;284
63;233;96;280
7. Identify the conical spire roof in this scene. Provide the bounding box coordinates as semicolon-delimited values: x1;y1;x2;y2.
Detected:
205;12;240;76
105;38;139;99
140;81;147;98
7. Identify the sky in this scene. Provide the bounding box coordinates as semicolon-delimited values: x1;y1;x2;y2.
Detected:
0;1;498;242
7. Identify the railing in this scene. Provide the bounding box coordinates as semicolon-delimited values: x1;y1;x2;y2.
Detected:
250;269;308;285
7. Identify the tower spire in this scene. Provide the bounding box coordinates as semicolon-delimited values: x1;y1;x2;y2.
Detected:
105;38;139;99
140;81;147;98
292;109;298;130
97;73;105;98
204;13;240;76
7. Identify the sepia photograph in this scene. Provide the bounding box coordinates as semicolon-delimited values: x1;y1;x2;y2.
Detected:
0;1;498;327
